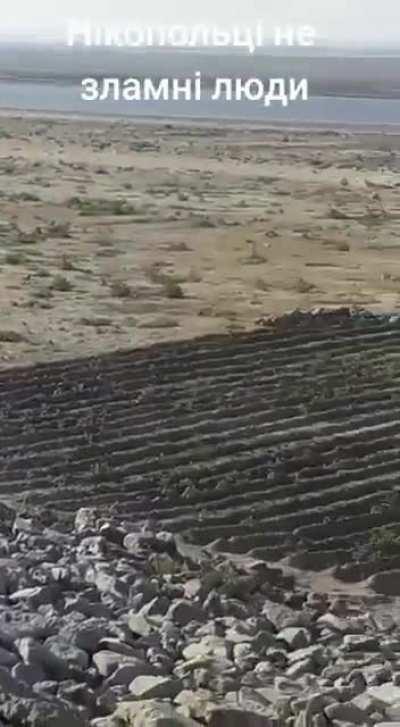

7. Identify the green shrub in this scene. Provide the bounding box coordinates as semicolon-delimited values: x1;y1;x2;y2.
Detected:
163;277;184;299
369;526;400;559
51;274;73;292
5;252;25;265
110;281;132;298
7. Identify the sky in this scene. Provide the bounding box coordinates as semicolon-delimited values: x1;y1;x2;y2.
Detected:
0;0;398;45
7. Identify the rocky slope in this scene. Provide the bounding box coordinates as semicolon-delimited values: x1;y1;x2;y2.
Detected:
0;502;397;726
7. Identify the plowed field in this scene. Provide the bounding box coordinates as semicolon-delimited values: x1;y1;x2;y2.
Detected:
1;310;399;569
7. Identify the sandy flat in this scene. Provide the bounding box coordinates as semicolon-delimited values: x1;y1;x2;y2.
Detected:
0;115;399;367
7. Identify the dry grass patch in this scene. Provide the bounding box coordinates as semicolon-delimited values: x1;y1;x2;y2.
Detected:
110;281;132;299
294;277;316;294
50;274;74;292
80;317;113;327
144;263;185;299
163;277;185;299
4;252;26;265
255;278;271;292
68;197;137;216
60;255;76;271
0;330;27;343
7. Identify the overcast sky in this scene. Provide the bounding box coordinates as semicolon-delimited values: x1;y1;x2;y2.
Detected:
0;0;398;45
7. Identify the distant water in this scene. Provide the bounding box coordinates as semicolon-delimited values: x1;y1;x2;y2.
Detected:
0;79;400;126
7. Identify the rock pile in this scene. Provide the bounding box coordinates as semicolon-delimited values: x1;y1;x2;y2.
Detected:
0;504;398;725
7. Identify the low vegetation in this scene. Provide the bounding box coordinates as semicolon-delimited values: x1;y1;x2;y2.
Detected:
369;526;400;559
110;281;132;299
50;274;74;292
68;197;137;216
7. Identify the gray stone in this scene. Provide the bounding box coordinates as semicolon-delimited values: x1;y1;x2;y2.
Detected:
17;635;87;682
93;569;128;598
9;586;58;608
139;596;170;617
105;664;151;688
114;699;199;726
286;658;315;679
342;634;379;652
291;693;332;717
183;636;229;661
60;618;107;653
128;612;153;638
95;686;118;714
13;516;39;534
386;703;400;720
93;651;155;679
44;636;89;671
58;680;96;712
64;596;110;619
324;700;369;724
129;675;182;699
175;689;216;721
0;665;31;696
0;612;58;645
77;536;106;558
233;642;257;668
28;697;88;727
0;646;17;667
75;508;98;533
225;626;257;645
0;570;8;596
274;676;303;694
97;638;139;657
166;600;204;626
174;655;237;682
317;613;351;633
12;663;45;687
123;533;144;554
17;637;54;667
277;627;310;650
287;645;327;667
0;694;87;727
368;570;400;596
368;683;400;705
33;681;59;696
206;702;275;727
352;692;387;715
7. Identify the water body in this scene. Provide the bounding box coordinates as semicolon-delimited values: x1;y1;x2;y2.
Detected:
0;79;400;127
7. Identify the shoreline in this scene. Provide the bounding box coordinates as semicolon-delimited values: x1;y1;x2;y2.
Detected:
1;104;400;135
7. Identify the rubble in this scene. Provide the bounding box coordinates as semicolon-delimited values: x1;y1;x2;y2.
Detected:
0;504;396;725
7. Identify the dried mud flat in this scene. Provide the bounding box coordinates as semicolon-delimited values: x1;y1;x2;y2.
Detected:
0;116;400;366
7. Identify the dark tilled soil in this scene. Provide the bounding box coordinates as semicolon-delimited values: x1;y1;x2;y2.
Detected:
1;310;399;569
